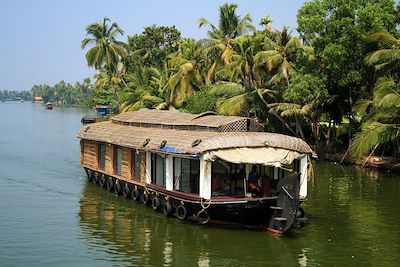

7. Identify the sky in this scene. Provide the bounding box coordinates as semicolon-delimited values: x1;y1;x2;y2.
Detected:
0;0;307;91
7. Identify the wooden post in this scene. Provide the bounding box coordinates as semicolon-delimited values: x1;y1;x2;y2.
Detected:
165;155;173;191
199;156;211;199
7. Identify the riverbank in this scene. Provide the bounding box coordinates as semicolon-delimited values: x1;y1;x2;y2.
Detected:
319;151;400;173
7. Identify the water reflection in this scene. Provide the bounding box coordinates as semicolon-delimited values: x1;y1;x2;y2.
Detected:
78;162;400;266
78;182;299;266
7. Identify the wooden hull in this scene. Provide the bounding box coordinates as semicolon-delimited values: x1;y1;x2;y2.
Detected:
83;167;299;233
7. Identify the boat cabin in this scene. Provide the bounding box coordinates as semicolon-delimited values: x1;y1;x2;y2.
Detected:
77;109;312;233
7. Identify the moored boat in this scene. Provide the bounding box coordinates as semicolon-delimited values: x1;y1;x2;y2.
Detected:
77;109;313;234
46;102;53;109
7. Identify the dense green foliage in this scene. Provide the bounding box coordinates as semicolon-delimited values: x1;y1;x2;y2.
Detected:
80;1;400;159
0;90;31;101
30;79;93;106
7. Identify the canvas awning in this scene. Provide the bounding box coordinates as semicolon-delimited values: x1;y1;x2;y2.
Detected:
203;147;302;167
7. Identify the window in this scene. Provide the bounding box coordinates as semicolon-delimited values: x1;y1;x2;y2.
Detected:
211;160;245;197
98;143;106;169
151;153;166;187
114;147;122;175
173;158;200;194
131;150;141;180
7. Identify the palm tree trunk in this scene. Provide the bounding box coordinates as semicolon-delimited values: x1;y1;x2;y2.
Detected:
255;89;298;137
295;117;306;140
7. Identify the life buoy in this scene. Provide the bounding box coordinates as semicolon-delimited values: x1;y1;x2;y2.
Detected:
152;197;160;210
196;210;210;225
131;189;140;201
163;202;173;216
99;175;106;187
106;178;114;191
176;205;187;220
122;184;131;198
114;181;122;195
141;193;150;205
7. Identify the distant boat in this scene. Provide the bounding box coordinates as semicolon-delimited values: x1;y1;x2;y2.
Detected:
21;99;24;103
34;96;43;103
46;102;53;109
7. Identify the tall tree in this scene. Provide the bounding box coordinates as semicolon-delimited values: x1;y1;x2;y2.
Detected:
351;32;400;157
254;27;303;86
198;3;255;39
166;39;205;108
127;25;181;69
297;0;398;123
81;17;127;70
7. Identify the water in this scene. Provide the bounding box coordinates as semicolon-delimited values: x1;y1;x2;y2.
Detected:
1;101;400;266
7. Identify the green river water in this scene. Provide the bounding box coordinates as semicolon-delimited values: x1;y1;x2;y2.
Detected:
1;101;399;266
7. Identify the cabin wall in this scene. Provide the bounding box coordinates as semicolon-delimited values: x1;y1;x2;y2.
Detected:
105;144;114;174
121;148;130;179
140;152;146;182
82;140;98;170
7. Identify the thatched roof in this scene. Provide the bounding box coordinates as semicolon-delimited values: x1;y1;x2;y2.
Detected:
111;108;264;132
77;109;312;155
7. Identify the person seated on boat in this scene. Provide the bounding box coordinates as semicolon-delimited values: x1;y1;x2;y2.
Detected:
248;165;261;197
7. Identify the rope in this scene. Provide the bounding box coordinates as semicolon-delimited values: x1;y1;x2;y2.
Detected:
280;166;293;173
200;197;212;210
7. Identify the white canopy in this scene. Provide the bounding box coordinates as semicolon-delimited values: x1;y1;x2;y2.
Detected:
203;147;302;167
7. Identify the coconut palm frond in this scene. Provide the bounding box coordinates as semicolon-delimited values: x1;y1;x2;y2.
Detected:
373;77;397;97
366;32;400;47
268;102;301;110
350;122;399;157
216;93;247;116
209;82;244;97
365;49;400;66
353;99;373;116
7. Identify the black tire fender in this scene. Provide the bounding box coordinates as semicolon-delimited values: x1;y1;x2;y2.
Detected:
114;181;122;195
93;172;99;184
122;184;131;198
196;210;210;225
163;202;173;216
131;189;140;201
176;205;187;220
152;197;160;210
106;177;114;191
99;175;106;187
141;193;150;205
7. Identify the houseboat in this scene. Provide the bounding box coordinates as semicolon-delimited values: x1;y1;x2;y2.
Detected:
81;104;112;124
45;102;53;109
77;109;313;234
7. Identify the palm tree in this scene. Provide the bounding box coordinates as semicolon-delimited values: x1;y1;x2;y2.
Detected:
254;27;303;86
81;17;127;70
119;67;164;111
198;3;255;83
351;77;400;157
260;15;273;33
198;3;255;40
351;32;400;157
166;39;204;108
365;32;400;73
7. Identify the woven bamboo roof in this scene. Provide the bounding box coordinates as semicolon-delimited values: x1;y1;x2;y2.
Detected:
77;112;313;155
111;108;264;132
